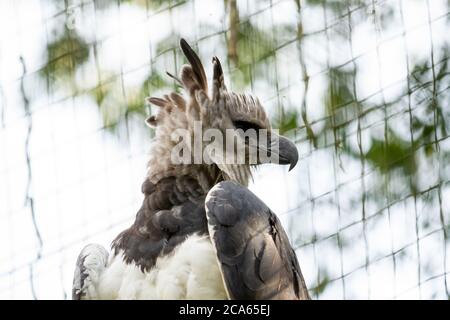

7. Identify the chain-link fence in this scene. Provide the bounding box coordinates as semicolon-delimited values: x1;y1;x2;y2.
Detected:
0;0;449;299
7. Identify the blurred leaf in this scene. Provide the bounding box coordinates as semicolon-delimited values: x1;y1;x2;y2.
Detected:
232;21;277;87
94;70;170;133
143;71;171;93
410;47;450;156
93;84;108;106
364;132;416;176
326;67;356;114
319;66;358;149
125;88;148;118
312;271;330;296
272;109;299;135
40;29;90;88
98;86;147;133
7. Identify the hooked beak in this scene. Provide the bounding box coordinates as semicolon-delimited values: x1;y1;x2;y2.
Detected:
255;133;299;171
275;134;299;171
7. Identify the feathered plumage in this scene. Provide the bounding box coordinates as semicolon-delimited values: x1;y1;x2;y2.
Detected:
72;39;309;300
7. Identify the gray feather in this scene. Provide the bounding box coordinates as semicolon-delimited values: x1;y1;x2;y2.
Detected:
72;244;109;300
205;181;310;300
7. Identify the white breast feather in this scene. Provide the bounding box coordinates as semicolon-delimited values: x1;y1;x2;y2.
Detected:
89;234;227;300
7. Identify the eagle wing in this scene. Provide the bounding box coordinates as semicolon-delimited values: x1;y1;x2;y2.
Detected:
205;181;310;300
72;244;109;300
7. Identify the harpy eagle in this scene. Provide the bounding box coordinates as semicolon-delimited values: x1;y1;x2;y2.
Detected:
72;39;310;300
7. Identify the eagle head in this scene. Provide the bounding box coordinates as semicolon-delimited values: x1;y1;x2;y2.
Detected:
145;39;298;187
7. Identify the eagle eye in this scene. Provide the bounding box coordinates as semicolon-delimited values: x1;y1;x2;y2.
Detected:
232;120;261;132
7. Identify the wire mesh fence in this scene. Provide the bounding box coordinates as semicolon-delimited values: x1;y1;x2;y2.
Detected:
0;0;449;299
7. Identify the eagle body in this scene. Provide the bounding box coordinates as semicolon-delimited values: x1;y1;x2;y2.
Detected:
72;39;310;300
79;235;227;299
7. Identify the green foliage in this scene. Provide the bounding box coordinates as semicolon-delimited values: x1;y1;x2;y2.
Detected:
311;270;330;296
364;132;416;176
143;71;172;93
410;48;450;149
325;67;359;135
231;21;279;88
91;71;170;133
236;21;276;66
326;67;356;113
272;109;299;136
40;29;90;89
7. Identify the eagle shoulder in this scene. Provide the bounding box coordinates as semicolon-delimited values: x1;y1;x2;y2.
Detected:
205;181;310;300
